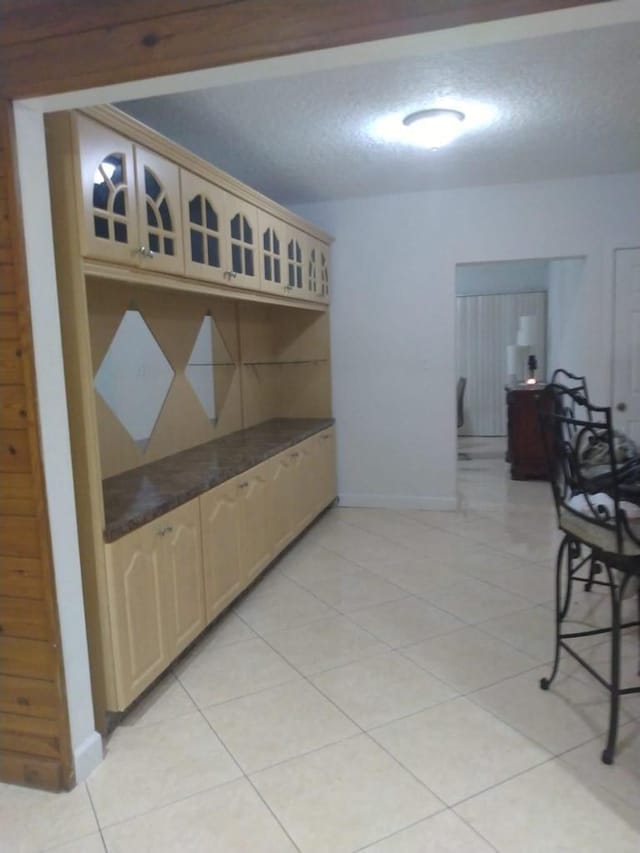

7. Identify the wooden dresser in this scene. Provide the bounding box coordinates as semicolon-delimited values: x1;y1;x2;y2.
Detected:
506;385;550;480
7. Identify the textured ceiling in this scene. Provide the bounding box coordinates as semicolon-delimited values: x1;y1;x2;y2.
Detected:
118;21;640;205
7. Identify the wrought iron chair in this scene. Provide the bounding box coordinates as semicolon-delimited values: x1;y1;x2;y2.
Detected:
538;383;640;764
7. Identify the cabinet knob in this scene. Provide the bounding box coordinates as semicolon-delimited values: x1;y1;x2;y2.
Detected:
157;525;173;536
617;402;627;412
290;451;299;458
137;246;155;258
239;481;249;489
224;270;238;280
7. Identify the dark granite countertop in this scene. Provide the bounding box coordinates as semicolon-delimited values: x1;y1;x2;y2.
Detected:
102;417;334;542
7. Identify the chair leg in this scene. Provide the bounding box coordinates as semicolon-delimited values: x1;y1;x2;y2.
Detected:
585;557;601;592
541;535;571;691
601;566;629;765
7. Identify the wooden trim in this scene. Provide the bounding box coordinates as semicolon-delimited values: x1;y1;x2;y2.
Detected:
82;259;327;312
0;1;603;99
82;106;334;245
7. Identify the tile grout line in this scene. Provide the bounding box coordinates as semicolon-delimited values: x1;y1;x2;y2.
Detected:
195;703;304;853
84;782;109;852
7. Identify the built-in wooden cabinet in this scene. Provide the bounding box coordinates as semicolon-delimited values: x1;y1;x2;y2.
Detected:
104;498;203;709
258;210;287;296
238;462;273;584
200;477;243;623
103;429;335;710
72;110;331;305
181;168;227;282
162;500;206;655
77;114;184;274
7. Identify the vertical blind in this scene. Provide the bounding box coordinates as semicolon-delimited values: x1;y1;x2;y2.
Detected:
456;291;546;436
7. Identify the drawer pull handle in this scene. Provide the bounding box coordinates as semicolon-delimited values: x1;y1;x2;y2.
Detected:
321;435;330;440
157;525;173;536
239;482;249;489
291;451;299;458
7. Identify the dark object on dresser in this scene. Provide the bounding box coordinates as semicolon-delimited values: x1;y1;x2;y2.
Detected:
506;384;550;480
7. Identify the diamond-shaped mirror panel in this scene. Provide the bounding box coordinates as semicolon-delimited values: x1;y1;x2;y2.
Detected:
95;309;174;451
185;314;232;424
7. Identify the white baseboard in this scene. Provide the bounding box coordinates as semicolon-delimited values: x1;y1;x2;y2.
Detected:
73;731;103;783
338;493;458;511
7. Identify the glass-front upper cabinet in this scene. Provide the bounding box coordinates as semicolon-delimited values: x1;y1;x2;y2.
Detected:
76;114;139;264
307;238;330;304
76;115;183;273
224;194;258;290
181;170;227;283
257;210;286;295
134;146;184;274
285;225;307;297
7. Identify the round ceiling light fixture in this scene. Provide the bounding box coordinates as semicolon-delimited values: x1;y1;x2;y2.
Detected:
402;108;465;149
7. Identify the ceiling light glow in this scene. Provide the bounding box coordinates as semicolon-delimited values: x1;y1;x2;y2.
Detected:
368;101;497;150
402;108;465;149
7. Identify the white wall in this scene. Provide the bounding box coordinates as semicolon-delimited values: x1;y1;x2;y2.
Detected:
546;257;587;380
294;171;640;509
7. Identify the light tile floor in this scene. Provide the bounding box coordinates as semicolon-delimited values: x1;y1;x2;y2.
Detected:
3;437;639;852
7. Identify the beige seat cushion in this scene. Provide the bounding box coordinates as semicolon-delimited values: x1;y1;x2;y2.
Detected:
559;505;640;558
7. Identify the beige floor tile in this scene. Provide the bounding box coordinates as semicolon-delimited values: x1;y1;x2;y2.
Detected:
263;614;387;675
561;720;640;810
476;605;557;662
311;650;458;729
402;626;538;692
371;697;548;805
121;672;196;729
277;543;364;587
347;596;464;648
309;519;416;568
455;759;640;852
203;679;358;772
102;778;297;852
0;782;98;853
251;734;442;853
470;665;632;755
361;809;494;852
303;571;406;612
422;577;531;624
46;835;106;853
87;711;241;827
366;555;469;598
234;574;332;634
175;636;299;707
464;558;554;604
201;610;258;647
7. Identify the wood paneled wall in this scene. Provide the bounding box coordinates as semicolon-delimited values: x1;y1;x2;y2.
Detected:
0;100;73;791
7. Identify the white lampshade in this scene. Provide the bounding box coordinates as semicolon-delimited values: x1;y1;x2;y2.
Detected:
517;315;536;347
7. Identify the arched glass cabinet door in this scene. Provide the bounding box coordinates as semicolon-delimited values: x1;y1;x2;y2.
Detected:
257;209;286;295
181;170;227;282
319;245;330;302
286;227;306;295
134;146;184;274
77;114;139;264
224;194;258;289
307;242;319;299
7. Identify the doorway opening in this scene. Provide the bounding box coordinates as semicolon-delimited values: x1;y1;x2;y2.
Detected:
454;256;586;507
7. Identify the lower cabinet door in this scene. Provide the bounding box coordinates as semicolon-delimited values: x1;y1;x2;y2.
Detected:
200;478;244;623
290;442;316;534
162;499;205;656
105;523;169;709
238;463;272;585
317;428;337;511
269;452;296;553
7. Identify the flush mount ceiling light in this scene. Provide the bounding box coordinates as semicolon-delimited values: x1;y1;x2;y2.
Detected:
402;108;465;149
